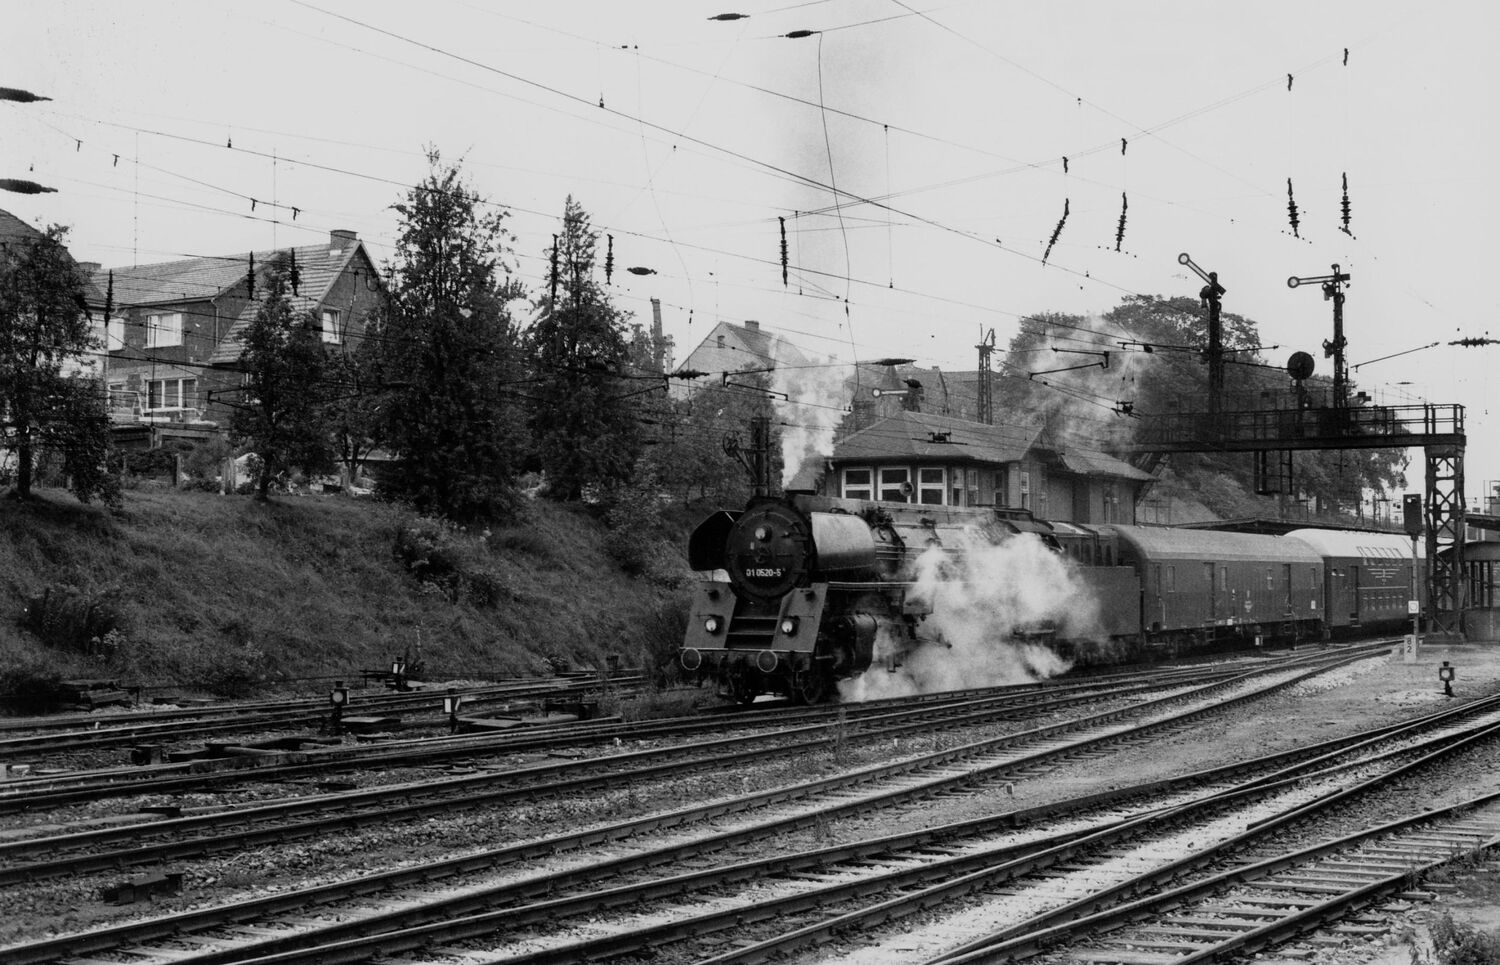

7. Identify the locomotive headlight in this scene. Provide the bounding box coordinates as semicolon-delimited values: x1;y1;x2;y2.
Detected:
779;616;800;636
680;648;703;671
754;525;771;542
704;616;723;634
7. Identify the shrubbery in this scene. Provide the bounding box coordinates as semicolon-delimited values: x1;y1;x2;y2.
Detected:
1431;912;1500;965
393;517;509;607
20;583;124;656
0;660;73;715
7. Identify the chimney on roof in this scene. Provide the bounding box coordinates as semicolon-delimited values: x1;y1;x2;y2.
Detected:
329;229;357;254
650;298;665;373
744;319;759;331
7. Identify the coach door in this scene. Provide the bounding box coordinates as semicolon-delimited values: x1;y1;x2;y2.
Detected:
1349;565;1361;624
1283;564;1293;616
1205;562;1217;623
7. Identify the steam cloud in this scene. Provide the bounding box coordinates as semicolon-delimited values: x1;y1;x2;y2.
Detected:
838;527;1102;701
773;346;846;488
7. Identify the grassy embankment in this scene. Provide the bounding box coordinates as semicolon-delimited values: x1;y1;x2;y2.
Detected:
1;485;692;706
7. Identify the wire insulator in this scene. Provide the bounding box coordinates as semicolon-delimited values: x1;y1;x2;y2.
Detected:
548;234;559;307
1340;172;1353;236
778;216;788;287
1286;178;1301;238
1042;198;1069;265
605;234;614;285
1114;192;1128;252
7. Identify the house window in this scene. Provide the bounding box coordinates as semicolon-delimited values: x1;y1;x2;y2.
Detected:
107;381;131;412
842;468;872;500
145;312;183;348
147;377;197;411
106;317;126;351
918;467;945;505
320;309;342;345
716;335;725;349
1019;470;1031;510
879;467;910;502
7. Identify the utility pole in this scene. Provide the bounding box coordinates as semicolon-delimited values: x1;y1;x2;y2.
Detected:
976;328;996;426
1178;253;1226;424
1288;265;1351;408
724;415;774;497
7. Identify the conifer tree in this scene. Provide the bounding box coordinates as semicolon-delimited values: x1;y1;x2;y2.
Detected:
375;152;525;520
526;197;642;501
230;265;333;501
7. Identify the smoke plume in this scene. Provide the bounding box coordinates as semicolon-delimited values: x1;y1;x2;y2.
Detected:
838;528;1101;701
773;347;846;489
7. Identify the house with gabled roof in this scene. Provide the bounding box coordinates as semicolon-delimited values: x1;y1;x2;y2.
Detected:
819;409;1154;524
669;319;811;396
91;229;384;446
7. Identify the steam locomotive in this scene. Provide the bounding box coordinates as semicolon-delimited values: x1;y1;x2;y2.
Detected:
678;492;1425;703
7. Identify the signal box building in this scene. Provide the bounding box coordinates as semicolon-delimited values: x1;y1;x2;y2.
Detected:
819;410;1154;525
90;229;384;447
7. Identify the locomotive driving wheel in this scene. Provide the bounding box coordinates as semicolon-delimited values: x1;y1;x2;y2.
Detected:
793;667;833;705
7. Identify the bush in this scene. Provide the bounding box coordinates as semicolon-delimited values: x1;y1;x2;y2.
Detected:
393;517;509;607
0;661;73;715
20;583;125;656
623;592;691;687
1431;912;1500;965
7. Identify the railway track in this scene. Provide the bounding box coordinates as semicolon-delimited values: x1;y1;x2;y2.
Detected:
0;647;1420;964
0;661;1276;815
0;660;1283;882
0;675;641;759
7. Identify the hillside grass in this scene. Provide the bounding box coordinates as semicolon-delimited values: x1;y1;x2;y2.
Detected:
1;485;692;704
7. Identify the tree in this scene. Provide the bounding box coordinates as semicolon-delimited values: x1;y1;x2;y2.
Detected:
526;197;642;501
991;296;1405;520
230;265;334;501
374;151;526;521
0;224;119;506
324;321;387;489
1101;295;1404;517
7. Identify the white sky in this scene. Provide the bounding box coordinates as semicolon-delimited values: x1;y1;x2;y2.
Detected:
5;1;1498;501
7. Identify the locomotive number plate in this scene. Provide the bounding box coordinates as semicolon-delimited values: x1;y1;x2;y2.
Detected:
747;568;785;578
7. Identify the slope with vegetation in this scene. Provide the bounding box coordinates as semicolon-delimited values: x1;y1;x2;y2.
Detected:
1;484;690;708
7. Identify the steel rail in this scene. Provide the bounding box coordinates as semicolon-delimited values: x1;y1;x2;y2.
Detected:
0;668;1237;814
63;691;1500;965
187;687;1500;965
929;732;1500;962
0;666;1275;878
0;651;1390;964
0;678;638;758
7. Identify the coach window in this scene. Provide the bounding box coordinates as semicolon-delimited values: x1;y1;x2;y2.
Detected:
1166;565;1175;592
879;467;910;502
919;467;945;505
1266;568;1274;590
1219;566;1229;591
842;468;872;500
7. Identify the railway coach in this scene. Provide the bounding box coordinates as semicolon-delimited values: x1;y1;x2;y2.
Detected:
1100;525;1326;651
1285;528;1426;634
